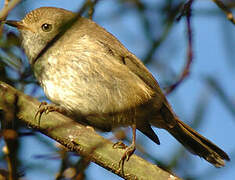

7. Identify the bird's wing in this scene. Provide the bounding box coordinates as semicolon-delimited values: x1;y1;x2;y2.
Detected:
52;18;166;115
90;25;166;108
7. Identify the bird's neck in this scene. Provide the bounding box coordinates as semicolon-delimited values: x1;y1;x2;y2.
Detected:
20;30;47;65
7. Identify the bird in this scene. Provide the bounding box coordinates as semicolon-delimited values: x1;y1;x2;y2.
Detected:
2;7;230;168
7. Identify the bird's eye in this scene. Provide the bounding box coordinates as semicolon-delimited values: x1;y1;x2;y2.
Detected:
41;23;52;32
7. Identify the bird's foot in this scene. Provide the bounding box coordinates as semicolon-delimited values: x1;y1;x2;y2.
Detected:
34;101;65;125
112;125;137;174
113;141;136;174
119;143;136;164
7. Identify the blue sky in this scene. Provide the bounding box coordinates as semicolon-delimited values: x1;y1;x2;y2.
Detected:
1;0;234;179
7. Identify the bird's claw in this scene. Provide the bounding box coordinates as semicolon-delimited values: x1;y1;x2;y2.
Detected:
112;141;127;149
34;101;64;125
113;141;136;175
119;144;135;163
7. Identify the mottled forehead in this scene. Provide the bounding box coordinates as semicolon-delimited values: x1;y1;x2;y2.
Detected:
22;7;75;24
23;9;40;24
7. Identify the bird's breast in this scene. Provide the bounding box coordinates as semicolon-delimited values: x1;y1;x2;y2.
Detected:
34;45;155;129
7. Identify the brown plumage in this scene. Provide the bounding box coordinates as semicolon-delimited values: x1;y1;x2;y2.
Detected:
3;7;230;167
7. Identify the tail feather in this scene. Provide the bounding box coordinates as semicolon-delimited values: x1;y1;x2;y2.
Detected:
168;119;229;167
176;118;230;161
151;102;230;167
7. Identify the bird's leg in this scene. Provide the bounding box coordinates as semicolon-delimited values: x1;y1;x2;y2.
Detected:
34;101;66;125
118;124;136;173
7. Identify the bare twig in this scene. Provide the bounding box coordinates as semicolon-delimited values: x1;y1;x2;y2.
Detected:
55;148;69;180
206;76;235;117
0;0;21;20
0;0;21;36
166;0;194;94
87;0;98;19
143;21;174;64
143;2;182;64
0;0;10;35
1;92;19;180
212;0;235;25
4;0;10;9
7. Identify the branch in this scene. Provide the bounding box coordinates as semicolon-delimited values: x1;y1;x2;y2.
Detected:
0;0;21;19
0;0;21;36
0;81;180;180
166;0;194;94
212;0;235;25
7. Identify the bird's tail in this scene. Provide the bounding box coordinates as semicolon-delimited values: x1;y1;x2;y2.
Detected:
152;103;230;167
168;117;230;167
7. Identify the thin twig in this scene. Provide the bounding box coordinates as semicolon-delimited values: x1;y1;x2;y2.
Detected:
206;76;235;117
1;93;19;180
0;0;10;35
143;21;174;64
0;0;21;19
87;0;97;19
4;0;10;8
143;2;182;64
166;0;194;94
55;150;69;180
212;0;235;25
0;0;21;35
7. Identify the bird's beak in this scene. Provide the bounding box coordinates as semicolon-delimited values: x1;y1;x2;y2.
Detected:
1;20;28;30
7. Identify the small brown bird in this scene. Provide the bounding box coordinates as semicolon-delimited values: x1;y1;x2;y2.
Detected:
3;7;230;167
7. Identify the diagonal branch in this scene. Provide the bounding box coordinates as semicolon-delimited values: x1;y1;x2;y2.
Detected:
0;0;21;20
0;81;180;180
212;0;235;25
